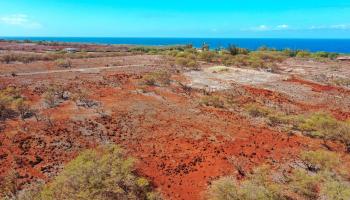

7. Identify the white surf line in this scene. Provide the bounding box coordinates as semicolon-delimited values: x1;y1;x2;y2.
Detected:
0;64;147;77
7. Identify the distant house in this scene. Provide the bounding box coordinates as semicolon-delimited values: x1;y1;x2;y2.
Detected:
64;48;79;53
337;56;350;61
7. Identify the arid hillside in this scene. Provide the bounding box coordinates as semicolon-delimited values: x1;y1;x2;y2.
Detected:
1;41;350;200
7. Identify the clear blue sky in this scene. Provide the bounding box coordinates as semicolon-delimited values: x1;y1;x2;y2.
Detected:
1;0;350;38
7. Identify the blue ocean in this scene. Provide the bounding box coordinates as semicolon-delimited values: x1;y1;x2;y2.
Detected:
2;37;350;53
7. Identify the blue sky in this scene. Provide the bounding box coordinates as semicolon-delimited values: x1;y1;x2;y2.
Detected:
1;0;350;38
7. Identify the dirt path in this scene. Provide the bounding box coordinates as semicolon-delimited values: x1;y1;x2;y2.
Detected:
0;64;147;77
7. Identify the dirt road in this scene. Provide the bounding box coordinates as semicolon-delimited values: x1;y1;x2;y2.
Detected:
0;64;147;77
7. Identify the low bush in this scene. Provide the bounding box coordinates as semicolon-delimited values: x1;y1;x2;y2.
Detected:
55;59;72;68
282;48;299;57
200;95;225;108
226;45;249;56
175;57;199;70
245;104;271;118
42;85;66;108
249;51;287;63
298;113;350;145
0;54;14;64
312;51;339;59
0;53;48;64
5;145;161;200
296;51;312;58
301;150;340;172
199;51;217;62
244;106;350;148
227;44;239;56
208;150;350;200
220;51;285;69
0;87;25;121
142;71;171;86
207;66;230;73
207;166;283;200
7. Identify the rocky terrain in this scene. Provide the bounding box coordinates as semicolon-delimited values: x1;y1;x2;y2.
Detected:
0;41;350;200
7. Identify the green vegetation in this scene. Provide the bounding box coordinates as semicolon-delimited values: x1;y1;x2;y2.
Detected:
168;45;340;71
208;150;350;200
245;104;271;118
244;103;350;148
244;103;292;126
226;44;249;56
173;50;199;70
207;166;284;200
298;113;350;147
142;71;171;86
0;145;161;200
40;145;160;200
207;66;230;73
198;51;217;62
301;150;341;172
0;87;29;121
55;58;72;68
43;86;62;108
129;45;188;54
0;51;126;64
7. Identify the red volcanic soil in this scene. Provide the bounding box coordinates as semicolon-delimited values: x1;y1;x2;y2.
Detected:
287;77;350;94
1;51;350;200
0;74;340;200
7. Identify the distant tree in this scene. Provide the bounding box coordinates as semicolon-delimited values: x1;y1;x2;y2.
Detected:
227;44;239;55
185;44;193;49
202;43;210;51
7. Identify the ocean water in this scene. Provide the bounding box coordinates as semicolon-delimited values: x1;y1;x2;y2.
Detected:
2;37;350;53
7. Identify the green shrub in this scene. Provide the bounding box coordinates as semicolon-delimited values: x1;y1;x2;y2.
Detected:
175;57;199;70
0;87;25;120
227;44;239;56
321;178;350;200
249;51;287;63
296;51;311;58
301;150;340;172
199;51;217;62
245;104;271;118
312;52;339;59
267;114;291;126
288;169;322;199
207;176;240;200
207;66;230;73
207;166;283;200
247;56;266;68
55;59;72;68
42;85;67;108
208;156;350;200
282;48;298;57
142;71;171;86
39;145;160;200
298;113;350;146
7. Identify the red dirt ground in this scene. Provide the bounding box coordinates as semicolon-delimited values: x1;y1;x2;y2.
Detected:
287;76;350;94
1;51;350;199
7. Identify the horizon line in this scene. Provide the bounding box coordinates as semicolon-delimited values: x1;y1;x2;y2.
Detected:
2;36;350;40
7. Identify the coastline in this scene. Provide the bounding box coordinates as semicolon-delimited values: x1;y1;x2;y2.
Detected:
1;37;350;53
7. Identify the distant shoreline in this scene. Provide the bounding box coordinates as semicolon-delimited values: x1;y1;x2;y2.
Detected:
1;37;350;53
